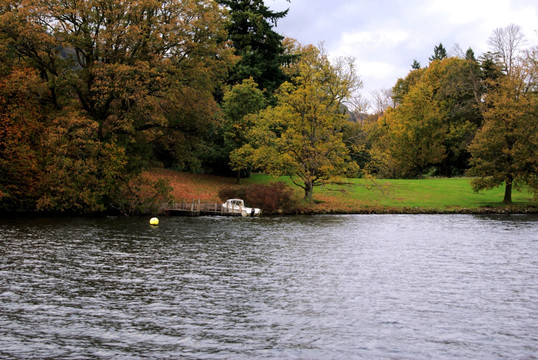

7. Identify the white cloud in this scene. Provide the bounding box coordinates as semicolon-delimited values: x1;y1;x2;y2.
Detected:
422;0;504;24
334;28;410;56
269;0;538;105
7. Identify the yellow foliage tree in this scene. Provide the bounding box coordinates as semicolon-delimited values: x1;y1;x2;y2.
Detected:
372;81;446;178
231;43;361;201
371;57;483;178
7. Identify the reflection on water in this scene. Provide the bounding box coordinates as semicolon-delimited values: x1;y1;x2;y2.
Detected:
1;214;537;359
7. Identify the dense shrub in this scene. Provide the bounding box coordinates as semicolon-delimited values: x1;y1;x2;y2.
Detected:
112;177;173;215
219;182;299;214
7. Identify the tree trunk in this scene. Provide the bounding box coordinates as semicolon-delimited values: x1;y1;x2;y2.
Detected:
304;182;313;202
503;176;513;204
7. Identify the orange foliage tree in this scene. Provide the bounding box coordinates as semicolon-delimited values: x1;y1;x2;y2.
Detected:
0;67;46;211
0;0;237;212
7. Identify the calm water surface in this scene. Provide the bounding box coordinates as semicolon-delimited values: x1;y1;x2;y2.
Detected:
0;214;537;359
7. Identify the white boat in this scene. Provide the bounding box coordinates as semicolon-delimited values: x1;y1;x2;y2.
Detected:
221;199;261;217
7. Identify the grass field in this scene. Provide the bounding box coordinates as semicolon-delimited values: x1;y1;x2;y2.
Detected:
145;169;538;214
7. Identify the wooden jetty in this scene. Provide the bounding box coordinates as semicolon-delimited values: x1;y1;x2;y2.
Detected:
163;199;243;217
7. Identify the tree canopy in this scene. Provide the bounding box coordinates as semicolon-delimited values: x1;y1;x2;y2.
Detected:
369;56;483;178
1;2;536;213
0;0;235;212
468;40;538;203
231;43;361;201
366;24;537;203
429;43;448;62
221;77;266;180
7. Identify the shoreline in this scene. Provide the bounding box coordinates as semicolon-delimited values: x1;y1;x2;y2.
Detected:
3;206;538;218
3;169;537;217
291;206;538;215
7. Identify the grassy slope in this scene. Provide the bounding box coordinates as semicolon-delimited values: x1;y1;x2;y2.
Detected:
144;169;243;202
145;169;538;213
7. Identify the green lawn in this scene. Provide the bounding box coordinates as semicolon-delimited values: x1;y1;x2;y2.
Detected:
243;174;537;212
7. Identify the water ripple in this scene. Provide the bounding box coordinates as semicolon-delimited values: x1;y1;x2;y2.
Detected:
1;214;537;359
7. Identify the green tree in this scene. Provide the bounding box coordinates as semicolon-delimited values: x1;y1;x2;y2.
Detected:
468;50;538;203
392;67;425;105
217;0;291;97
465;48;476;61
231;44;361;201
435;57;484;176
429;43;448;62
222;77;266;180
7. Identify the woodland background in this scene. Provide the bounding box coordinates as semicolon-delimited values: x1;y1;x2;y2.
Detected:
1;0;536;214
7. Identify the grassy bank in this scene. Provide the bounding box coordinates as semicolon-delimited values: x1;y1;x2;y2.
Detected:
145;169;538;214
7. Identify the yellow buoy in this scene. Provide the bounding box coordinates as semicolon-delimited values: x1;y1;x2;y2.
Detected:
149;217;159;226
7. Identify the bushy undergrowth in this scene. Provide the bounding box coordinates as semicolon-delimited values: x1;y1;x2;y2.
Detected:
112;177;173;215
219;182;300;214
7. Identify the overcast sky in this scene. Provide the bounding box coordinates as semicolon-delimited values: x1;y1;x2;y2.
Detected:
268;0;538;105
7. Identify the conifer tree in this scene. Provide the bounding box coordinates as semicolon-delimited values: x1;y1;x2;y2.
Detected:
429;43;448;62
218;0;292;97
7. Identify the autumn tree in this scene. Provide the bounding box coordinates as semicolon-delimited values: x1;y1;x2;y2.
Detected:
371;81;446;177
468;45;538;203
371;57;483;178
1;0;233;134
231;43;361;201
0;0;236;212
0;67;46;211
36;110;128;213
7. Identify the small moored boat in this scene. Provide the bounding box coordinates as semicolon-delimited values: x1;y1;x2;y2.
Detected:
221;199;261;217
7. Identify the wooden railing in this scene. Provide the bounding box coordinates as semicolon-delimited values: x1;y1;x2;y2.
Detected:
164;200;243;216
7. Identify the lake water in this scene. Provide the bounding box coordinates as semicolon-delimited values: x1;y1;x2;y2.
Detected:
1;214;537;359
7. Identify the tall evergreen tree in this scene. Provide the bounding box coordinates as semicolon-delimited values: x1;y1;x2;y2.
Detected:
218;0;291;97
429;43;448;62
465;47;476;61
